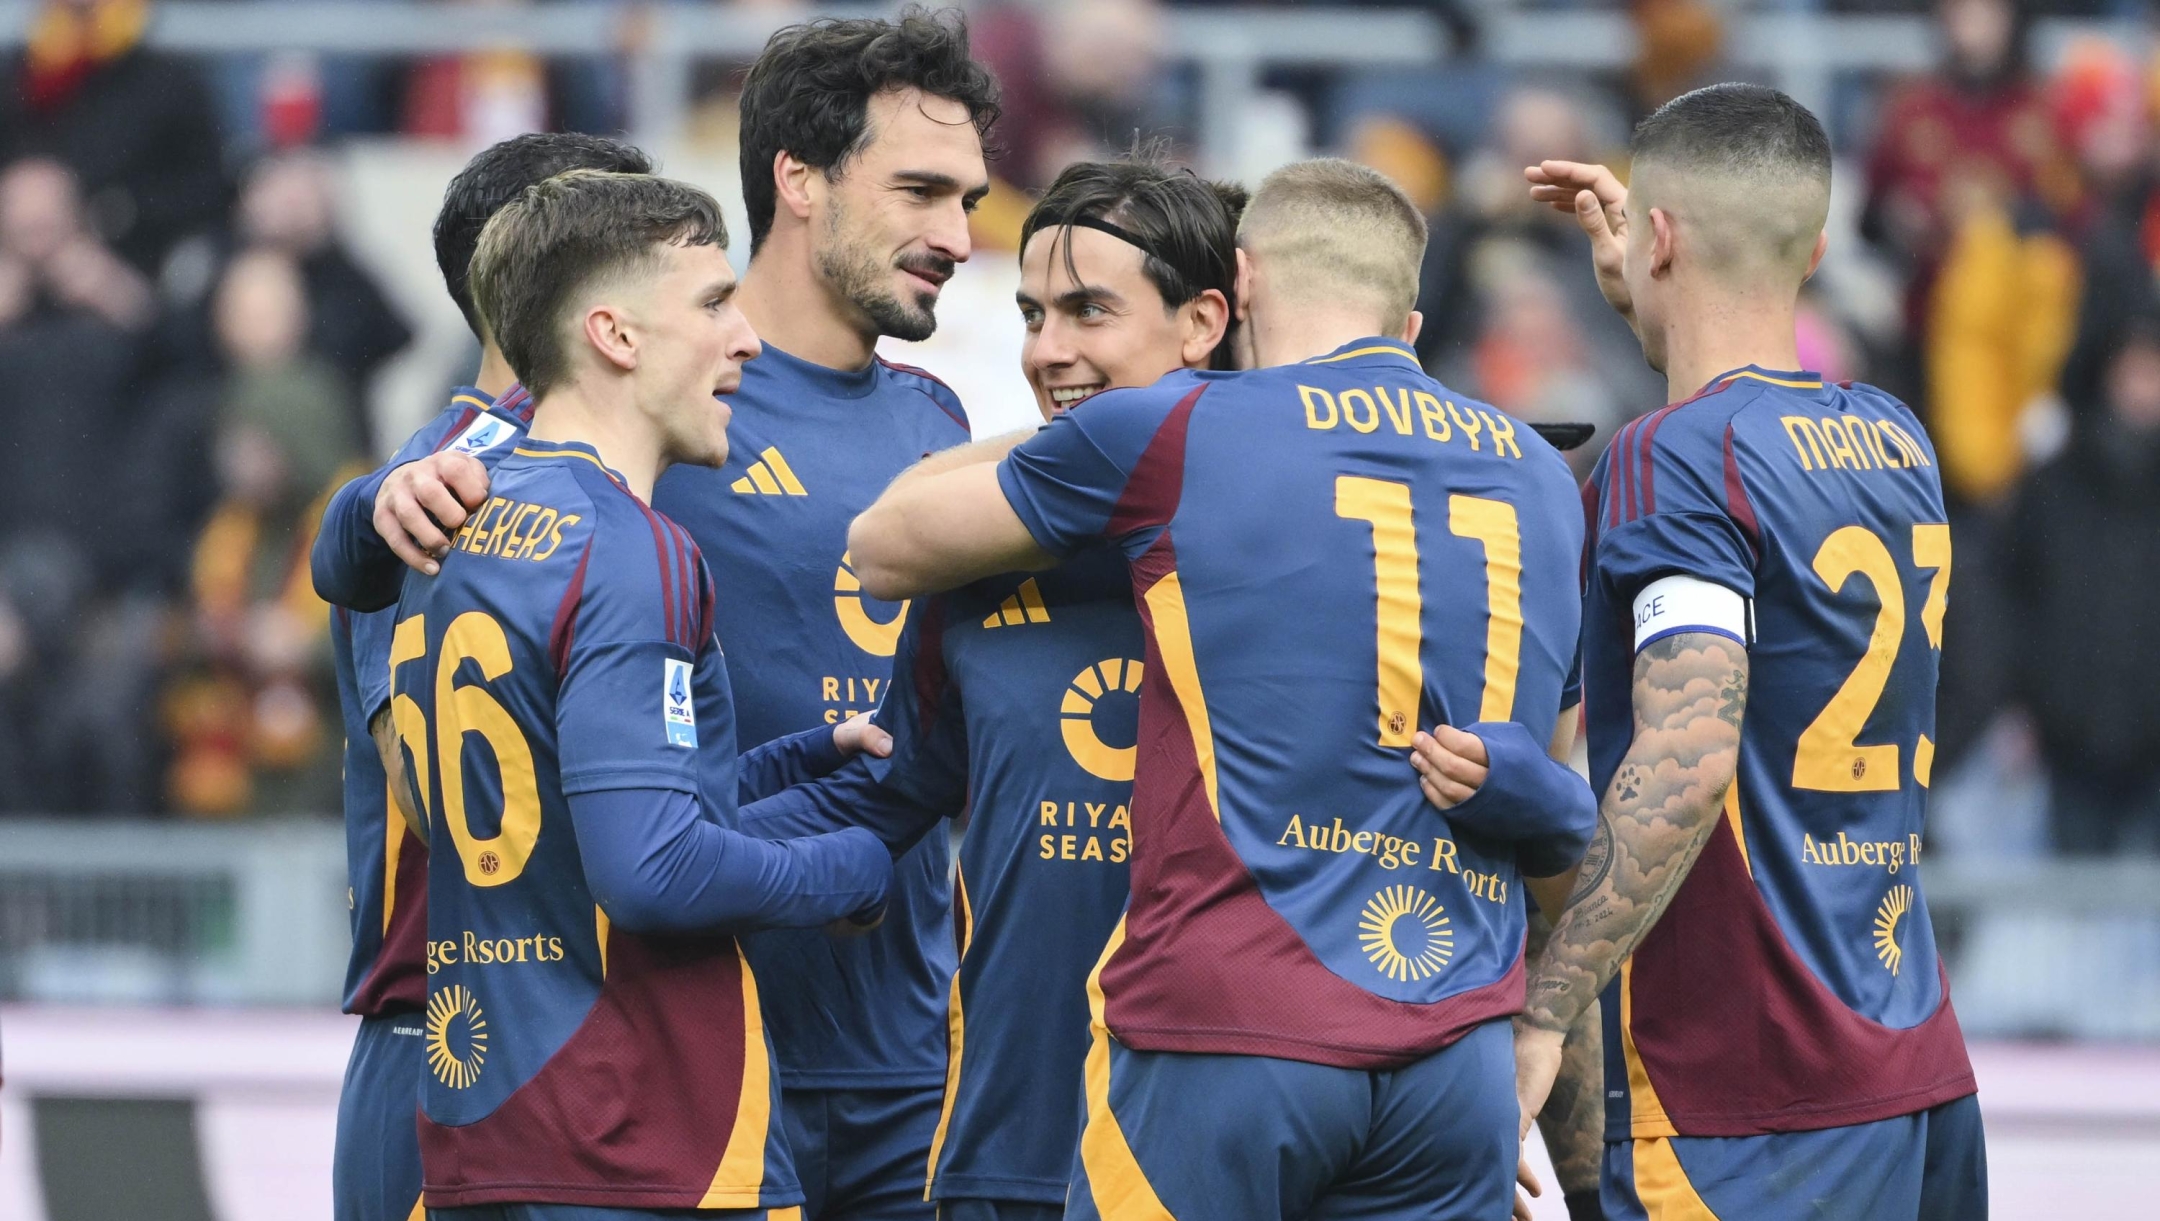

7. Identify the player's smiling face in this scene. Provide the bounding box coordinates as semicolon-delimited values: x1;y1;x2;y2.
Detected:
636;240;760;470
1018;225;1196;423
812;87;989;342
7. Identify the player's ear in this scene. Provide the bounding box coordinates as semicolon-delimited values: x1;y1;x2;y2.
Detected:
1648;207;1677;278
774;149;818;225
1180;288;1230;368
583;302;638;374
1232;248;1254;325
1804;231;1828;282
1400;309;1423;347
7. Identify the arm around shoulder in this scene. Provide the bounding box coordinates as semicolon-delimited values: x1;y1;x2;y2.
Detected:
848;461;1055;601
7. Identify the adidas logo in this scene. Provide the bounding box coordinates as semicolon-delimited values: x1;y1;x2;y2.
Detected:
731;447;807;495
983;578;1051;628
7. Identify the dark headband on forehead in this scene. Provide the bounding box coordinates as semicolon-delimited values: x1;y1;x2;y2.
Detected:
1057;212;1158;262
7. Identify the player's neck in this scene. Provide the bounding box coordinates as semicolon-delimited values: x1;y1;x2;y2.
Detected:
1248;308;1396;368
1659;289;1803;404
473;343;519;399
738;233;880;372
525;384;664;503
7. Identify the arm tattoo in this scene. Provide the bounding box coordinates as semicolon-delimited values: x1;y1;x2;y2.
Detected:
1520;630;1746;1035
1568;814;1614;904
1536;996;1607;1195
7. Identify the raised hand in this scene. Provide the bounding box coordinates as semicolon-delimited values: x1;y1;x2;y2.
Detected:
1525;160;1634;326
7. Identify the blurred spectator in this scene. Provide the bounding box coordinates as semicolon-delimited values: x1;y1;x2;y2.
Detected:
163;249;358;817
1627;0;1727;120
2055;37;2160;413
1417;85;1659;469
400;0;622;145
1923;190;2079;504
2002;310;2160;856
235;151;411;450
0;158;149;587
0;0;227;276
971;0;1170;190
0;156;152;331
0;534;164;812
1863;0;2077;505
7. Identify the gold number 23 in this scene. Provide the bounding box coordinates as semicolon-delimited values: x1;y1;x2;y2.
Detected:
1793;523;1951;792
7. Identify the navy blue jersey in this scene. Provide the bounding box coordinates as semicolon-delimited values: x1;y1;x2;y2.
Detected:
994;340;1584;1068
1581;368;1975;1139
331;385;532;1017
870;549;1141;1206
654;344;971;1089
395;441;884;1208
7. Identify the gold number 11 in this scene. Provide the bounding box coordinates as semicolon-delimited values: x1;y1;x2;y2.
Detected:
1335;476;1523;747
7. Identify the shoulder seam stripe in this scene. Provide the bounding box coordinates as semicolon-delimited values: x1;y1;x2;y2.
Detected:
1724;371;1823;390
512;445;612;474
1305;344;1419;366
549;537;597;682
1634;403;1683;520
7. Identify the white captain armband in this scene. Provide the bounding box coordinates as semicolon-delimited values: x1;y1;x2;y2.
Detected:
1632;575;1752;653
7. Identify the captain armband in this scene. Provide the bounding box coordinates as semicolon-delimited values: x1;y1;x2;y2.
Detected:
1632;574;1752;653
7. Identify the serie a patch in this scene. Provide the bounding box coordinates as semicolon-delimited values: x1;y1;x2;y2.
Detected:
449;413;519;457
664;658;696;747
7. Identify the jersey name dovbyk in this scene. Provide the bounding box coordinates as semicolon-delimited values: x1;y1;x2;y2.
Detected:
872;548;1139;1206
996;339;1583;1068
397;442;791;1209
336;384;532;1017
1581;367;1975;1140
653;344;970;1089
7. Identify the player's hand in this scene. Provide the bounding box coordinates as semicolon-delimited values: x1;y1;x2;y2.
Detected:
1513;1021;1566;1142
375;451;491;576
1410;725;1488;809
1514;1154;1544;1221
833;712;894;760
1525;160;1632;324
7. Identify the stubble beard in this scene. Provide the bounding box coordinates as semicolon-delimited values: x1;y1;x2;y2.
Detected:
817;205;940;343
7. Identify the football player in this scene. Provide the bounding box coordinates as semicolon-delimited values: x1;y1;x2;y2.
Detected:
397;170;891;1218
847;159;1596;1221
1513;83;1986;1220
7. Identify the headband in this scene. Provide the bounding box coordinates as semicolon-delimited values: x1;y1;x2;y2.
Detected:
1059;213;1159;262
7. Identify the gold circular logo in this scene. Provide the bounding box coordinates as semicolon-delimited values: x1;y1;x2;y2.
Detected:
426;984;489;1089
833;550;909;656
477;851;500;876
1060;659;1143;781
1873;884;1913;976
1359;885;1454;982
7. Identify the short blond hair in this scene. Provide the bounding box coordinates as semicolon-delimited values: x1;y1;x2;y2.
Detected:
1238;158;1427;334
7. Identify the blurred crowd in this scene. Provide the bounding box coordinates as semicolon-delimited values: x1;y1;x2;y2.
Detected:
1;0;2158;857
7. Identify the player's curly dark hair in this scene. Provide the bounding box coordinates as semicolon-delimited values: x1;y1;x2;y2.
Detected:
434;133;653;339
737;6;1000;255
1022;150;1246;368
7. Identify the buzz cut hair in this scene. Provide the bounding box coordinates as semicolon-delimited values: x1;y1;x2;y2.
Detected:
468;170;727;401
1237;158;1427;335
1629;83;1832;277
